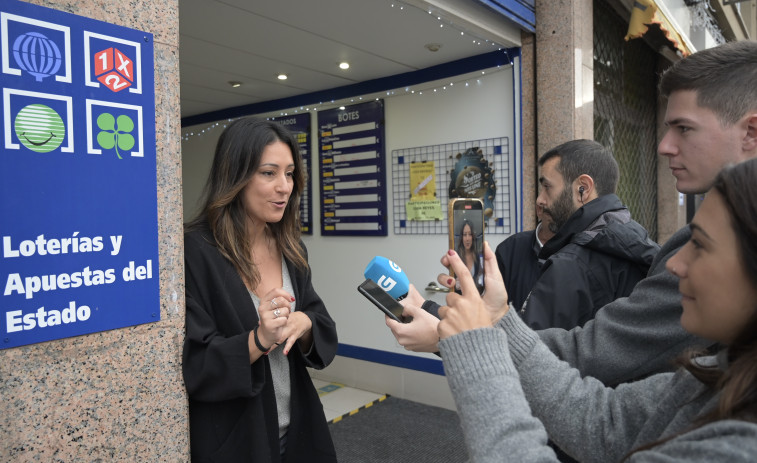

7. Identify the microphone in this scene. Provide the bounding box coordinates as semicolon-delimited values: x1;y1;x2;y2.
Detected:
363;256;410;300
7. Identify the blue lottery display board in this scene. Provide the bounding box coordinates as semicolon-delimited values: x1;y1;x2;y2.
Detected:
318;100;387;236
271;113;313;234
0;0;159;349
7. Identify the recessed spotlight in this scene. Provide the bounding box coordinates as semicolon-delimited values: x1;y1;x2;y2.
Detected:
228;81;242;88
277;73;288;80
425;43;442;52
339;62;350;70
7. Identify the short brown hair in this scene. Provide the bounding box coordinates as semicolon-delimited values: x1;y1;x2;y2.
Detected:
659;40;757;126
538;139;619;196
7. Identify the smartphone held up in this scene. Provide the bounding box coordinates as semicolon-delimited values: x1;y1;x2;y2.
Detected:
448;198;485;294
357;279;409;323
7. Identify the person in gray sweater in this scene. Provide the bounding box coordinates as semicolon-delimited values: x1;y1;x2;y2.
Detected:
389;40;757;389
437;159;757;462
537;39;757;386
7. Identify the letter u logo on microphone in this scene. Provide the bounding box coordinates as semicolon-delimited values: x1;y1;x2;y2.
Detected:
377;275;397;292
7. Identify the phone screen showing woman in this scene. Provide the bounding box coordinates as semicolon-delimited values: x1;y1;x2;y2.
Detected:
449;199;485;294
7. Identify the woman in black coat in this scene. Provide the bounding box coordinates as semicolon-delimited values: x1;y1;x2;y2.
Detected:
183;118;338;462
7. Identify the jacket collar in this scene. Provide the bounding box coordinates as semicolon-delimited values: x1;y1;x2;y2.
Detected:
539;194;625;259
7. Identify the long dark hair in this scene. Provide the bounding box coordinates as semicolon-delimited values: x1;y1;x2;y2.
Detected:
456;220;479;257
456;220;482;282
626;159;757;458
682;159;757;422
186;117;307;288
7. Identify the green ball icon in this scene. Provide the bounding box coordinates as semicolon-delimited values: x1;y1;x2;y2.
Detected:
14;104;65;153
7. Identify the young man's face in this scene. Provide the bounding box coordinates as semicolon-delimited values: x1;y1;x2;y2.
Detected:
658;90;751;194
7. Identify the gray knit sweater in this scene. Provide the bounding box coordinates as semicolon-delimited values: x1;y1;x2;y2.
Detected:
538;226;711;385
440;310;757;462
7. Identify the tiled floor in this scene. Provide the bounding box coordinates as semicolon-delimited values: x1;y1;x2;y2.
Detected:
311;378;385;422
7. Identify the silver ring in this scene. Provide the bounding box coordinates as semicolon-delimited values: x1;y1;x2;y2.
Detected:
273;308;281;318
271;298;278;308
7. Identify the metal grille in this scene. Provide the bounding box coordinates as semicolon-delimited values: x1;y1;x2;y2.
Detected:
593;0;659;240
391;137;511;235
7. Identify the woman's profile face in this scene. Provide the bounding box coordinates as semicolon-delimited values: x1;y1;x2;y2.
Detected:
240;140;295;226
462;223;473;250
666;191;757;345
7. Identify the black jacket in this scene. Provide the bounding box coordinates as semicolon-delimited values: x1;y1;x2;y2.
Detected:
495;228;544;310
183;224;338;463
520;194;659;330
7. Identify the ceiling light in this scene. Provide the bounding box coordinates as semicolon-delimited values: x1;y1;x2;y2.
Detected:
277;73;288;80
425;43;442;52
339;62;350;70
228;81;242;88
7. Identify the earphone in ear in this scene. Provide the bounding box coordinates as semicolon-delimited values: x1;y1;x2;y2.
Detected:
578;186;585;202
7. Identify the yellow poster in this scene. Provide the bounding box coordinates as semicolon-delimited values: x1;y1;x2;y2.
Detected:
408;161;442;220
409;161;436;201
406;200;442;221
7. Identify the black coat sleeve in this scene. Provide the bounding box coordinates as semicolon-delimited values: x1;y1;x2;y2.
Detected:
182;231;264;402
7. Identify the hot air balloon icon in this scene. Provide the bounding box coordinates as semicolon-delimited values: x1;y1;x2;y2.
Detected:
12;32;63;82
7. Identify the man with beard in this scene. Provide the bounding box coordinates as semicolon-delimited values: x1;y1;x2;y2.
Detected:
519;139;660;330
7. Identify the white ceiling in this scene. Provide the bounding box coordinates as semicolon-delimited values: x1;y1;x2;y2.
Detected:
178;0;523;121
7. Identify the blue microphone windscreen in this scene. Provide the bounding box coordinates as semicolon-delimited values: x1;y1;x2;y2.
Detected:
363;256;410;300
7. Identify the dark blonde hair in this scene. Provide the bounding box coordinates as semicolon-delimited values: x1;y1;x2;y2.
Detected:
187;117;307;288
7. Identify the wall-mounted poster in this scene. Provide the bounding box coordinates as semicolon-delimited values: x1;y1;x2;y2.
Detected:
406;160;442;221
0;0;158;349
318;100;387;236
271;113;312;234
392;138;511;235
448;147;497;217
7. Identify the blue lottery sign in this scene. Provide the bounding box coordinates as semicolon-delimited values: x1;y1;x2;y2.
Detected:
0;0;159;349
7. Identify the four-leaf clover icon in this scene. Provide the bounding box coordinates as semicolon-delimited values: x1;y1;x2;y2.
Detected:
96;113;135;159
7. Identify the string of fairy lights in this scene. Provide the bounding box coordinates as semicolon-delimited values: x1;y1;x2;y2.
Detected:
181;0;513;142
181;67;511;141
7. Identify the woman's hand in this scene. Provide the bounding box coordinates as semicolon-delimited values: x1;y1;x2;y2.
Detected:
279;311;313;355
256;288;296;353
438;242;510;339
438;242;509;324
399;283;426;309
